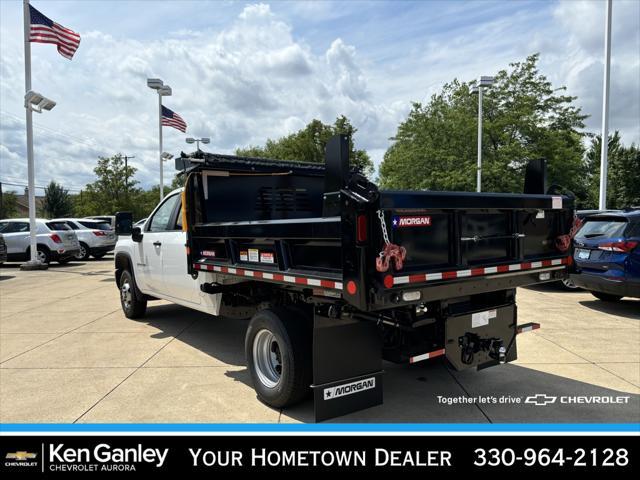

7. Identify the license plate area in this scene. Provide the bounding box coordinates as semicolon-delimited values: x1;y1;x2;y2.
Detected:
576;248;591;260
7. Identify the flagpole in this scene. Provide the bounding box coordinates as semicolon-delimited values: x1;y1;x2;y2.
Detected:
21;0;43;269
159;94;164;201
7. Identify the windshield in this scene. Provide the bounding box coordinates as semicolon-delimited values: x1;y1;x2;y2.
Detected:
576;219;628;239
79;220;112;230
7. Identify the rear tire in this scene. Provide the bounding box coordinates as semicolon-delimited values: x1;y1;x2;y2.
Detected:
27;246;50;264
75;242;91;260
245;307;312;409
591;291;623;302
119;270;147;318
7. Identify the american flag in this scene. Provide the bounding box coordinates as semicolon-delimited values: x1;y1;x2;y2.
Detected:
161;106;187;133
29;4;81;60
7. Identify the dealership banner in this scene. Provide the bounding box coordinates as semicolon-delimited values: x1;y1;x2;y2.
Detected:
0;435;635;475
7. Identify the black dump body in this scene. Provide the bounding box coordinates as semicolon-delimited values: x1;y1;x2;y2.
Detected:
179;135;574;312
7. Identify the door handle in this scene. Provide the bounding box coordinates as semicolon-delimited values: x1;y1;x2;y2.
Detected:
153;241;162;247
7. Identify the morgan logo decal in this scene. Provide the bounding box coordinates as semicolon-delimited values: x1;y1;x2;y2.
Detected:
392;215;432;229
323;377;376;400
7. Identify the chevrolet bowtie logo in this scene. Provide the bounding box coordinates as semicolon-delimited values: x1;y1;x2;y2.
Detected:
525;394;557;406
6;451;37;461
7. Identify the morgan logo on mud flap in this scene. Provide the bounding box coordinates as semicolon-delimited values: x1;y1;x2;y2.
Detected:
392;215;431;229
324;378;376;400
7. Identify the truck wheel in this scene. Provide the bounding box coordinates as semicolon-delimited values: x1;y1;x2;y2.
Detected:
119;270;147;318
591;291;623;302
245;308;312;409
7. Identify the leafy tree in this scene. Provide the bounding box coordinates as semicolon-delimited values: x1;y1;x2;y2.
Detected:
585;132;640;209
73;154;142;217
236;116;373;176
0;189;18;218
42;180;73;218
379;54;589;202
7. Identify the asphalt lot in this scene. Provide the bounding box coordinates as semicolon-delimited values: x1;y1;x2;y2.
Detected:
0;256;638;424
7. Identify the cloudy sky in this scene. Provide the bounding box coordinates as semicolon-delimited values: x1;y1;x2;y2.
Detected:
1;0;638;193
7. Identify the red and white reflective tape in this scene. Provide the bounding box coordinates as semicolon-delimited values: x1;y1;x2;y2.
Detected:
409;348;446;364
193;263;343;291
517;323;541;334
387;257;569;288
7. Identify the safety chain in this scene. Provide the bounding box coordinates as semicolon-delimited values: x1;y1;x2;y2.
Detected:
377;209;390;247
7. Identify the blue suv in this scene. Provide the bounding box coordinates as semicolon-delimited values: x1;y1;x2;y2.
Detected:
571;209;640;301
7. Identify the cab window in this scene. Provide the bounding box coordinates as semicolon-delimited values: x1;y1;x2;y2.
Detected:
148;194;180;232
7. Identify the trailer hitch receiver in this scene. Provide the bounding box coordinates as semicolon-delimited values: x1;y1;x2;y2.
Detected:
458;333;505;365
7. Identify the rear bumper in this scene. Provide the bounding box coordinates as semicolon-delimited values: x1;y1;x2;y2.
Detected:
570;273;640;298
90;245;115;255
52;248;80;260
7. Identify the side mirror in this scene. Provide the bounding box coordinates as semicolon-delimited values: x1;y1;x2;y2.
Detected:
115;211;133;235
132;226;143;243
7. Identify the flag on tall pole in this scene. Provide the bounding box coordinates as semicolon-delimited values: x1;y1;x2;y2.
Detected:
161;106;188;133
29;4;81;60
20;1;80;269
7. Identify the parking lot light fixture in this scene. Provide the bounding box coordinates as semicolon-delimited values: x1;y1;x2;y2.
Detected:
186;137;210;151
472;75;495;192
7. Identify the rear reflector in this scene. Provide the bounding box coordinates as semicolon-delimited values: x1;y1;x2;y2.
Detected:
410;348;445;364
356;214;367;242
598;241;638;253
50;234;62;243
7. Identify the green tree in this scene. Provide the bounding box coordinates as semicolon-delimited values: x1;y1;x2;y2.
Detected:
585;132;640;209
236;116;373;176
42;180;73;218
379;54;589;202
0;189;18;218
73;154;142;217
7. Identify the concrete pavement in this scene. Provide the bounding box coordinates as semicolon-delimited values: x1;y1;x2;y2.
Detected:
1;257;638;423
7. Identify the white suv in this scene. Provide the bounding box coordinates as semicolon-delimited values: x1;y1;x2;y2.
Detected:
53;218;117;260
0;218;80;264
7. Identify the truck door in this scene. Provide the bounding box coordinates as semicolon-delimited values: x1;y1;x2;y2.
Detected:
160;197;200;305
141;193;181;293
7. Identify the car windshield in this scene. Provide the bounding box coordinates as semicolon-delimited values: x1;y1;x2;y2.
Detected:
576;219;628;239
79;220;112;230
46;222;71;231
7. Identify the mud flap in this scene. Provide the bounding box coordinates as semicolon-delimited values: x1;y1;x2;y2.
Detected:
311;310;383;422
445;303;518;371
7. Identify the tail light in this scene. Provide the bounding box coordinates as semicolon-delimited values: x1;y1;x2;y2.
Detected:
50;234;62;243
598;241;638;253
92;230;107;236
356;214;367;243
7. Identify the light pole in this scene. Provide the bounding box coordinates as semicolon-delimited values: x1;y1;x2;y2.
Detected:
186;137;210;151
147;78;172;200
471;76;494;192
599;0;612;210
123;155;135;196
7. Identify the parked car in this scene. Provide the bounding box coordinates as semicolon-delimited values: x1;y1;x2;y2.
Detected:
0;218;80;264
0;233;7;264
571;209;640;301
559;209;623;290
52;218;117;260
83;216;116;230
